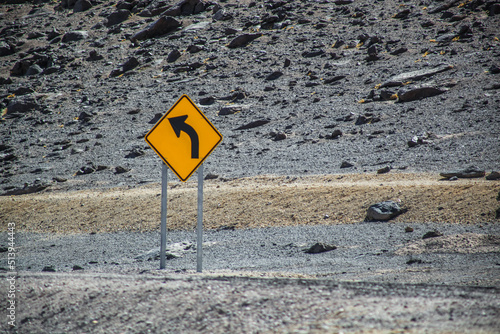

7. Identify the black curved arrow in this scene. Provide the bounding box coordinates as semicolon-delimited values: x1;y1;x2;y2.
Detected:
168;115;199;159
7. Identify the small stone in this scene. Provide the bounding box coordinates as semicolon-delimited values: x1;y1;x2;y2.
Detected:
227;33;262;48
0;41;15;56
42;266;56;272
393;9;411;19
323;75;346;84
355;113;380;125
408;133;434;147
199;96;215;105
273;132;287;141
25;64;43;76
398;87;446;102
76;166;95;175
366;45;380;61
61;30;88;43
213;9;232;21
489;65;500;74
377;166;391;174
219;106;242;116
7;96;42;115
340;161;354;168
304;242;337;254
78;111;94;122
234;119;270;130
406;258;423;265
490;3;500;15
87;50;104;61
53;177;67;183
390;47;407;56
27;31;45;39
115;166;130;174
204;173;218;180
302;50;325;58
121;57;140;72
330;129;343;139
73;0;92;12
110;57;139;77
422;230;443;239
125;148;145;158
405;226;414;233
486;171;500;180
167;49;181;63
265;71;283;81
130;16;182;43
106;9;131;27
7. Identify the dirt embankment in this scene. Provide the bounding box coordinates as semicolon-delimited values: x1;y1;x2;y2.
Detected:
2;172;499;234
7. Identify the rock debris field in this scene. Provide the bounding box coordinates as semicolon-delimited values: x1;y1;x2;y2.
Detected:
1;0;500;333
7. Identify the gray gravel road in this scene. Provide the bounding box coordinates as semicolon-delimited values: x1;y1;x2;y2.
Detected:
8;221;500;286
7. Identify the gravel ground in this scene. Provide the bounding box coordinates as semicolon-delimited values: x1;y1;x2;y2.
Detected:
5;272;500;334
2;221;500;333
5;221;500;285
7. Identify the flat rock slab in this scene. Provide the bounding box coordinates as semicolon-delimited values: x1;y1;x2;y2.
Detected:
440;166;486;179
382;64;454;87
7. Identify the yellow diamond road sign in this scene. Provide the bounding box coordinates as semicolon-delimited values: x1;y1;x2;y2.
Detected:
145;94;222;182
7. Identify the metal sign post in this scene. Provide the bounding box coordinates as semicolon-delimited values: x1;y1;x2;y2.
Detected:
160;163;168;270
197;164;204;272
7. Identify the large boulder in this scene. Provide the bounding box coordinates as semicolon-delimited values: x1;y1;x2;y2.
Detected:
365;201;404;221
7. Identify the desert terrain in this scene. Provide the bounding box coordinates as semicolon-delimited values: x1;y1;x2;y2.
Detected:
1;0;499;333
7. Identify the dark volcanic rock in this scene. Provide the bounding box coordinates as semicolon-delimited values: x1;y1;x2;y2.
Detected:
110;57;140;77
167;49;182;63
61;30;88;42
340;161;354;168
235;119;270;130
73;0;92;12
6;96;43;115
227;33;262;48
422;230;443;239
106;9;131;27
485;172;500;181
304;242;337;254
0;41;15;56
130;16;182;43
397;87;446;102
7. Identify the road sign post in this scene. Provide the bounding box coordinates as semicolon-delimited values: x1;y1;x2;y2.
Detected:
145;94;222;272
197;164;203;272
160;163;168;270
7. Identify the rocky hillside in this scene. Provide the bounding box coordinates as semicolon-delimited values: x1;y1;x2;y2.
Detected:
1;0;499;194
